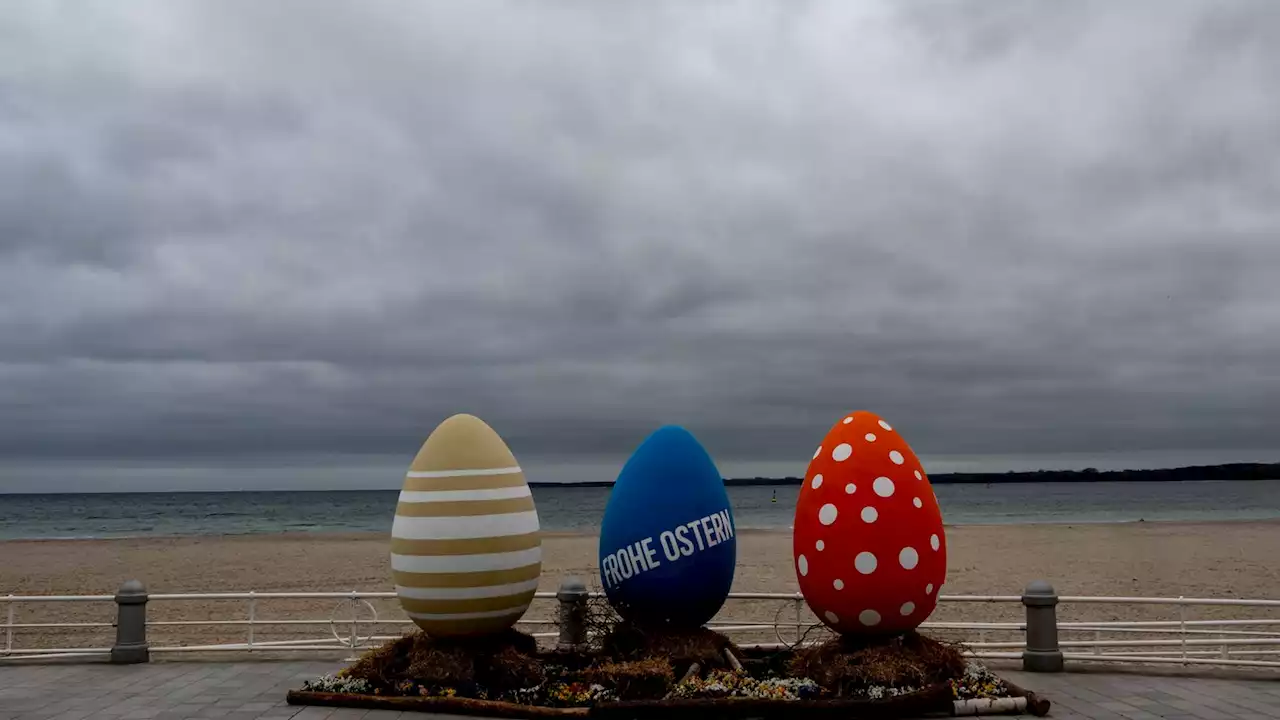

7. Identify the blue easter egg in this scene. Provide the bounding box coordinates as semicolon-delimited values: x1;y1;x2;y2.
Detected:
598;425;737;627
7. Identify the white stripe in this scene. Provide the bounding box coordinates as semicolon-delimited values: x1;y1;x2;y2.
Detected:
395;579;540;600
397;486;530;503
391;511;540;540
392;547;542;574
408;607;527;621
406;467;522;478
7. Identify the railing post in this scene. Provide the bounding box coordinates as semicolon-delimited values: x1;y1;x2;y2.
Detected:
247;591;256;650
111;580;149;664
5;595;14;656
349;591;358;651
794;596;802;645
1178;596;1187;665
1021;580;1063;672
556;578;589;652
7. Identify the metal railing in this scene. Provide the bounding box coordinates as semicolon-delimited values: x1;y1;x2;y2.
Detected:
3;582;1279;672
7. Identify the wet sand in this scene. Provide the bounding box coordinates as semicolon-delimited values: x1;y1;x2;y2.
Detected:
3;520;1278;652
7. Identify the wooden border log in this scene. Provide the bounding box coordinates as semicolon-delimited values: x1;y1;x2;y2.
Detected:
288;683;956;720
663;662;702;700
951;696;1026;715
1001;679;1052;717
723;649;743;672
286;690;589;718
589;683;955;720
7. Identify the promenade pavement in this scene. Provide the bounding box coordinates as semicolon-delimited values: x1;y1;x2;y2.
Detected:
1;660;1278;719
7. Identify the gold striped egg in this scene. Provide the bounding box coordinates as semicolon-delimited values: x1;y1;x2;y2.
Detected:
390;413;541;637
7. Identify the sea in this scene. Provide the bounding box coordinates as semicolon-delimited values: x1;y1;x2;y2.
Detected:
1;480;1279;540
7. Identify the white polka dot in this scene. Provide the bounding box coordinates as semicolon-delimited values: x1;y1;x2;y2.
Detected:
819;504;838;525
845;483;856;494
900;602;916;616
832;443;853;462
878;419;892;431
912;497;922;508
864;433;876;442
842;416;853;424
899;546;919;570
859;609;881;626
873;476;895;497
930;534;940;551
926;583;935;595
833;578;844;590
914;470;923;480
811;474;823;489
889;450;905;465
798;555;808;576
813;446;822;459
860;506;878;523
824;610;840;624
816;540;825;551
855;551;877;574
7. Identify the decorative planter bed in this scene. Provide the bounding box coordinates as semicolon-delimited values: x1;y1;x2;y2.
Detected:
287;680;1049;718
286;635;1051;718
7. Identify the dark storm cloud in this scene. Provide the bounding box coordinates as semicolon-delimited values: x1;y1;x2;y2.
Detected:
2;1;1280;490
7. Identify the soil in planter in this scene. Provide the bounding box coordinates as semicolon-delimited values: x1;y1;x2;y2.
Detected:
789;630;968;698
578;658;676;700
340;629;545;697
599;621;740;679
326;624;987;709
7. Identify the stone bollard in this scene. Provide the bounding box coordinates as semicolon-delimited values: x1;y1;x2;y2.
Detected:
1022;580;1064;672
110;580;149;664
556;577;589;651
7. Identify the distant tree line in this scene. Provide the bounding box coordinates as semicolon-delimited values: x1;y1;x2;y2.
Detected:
714;462;1280;487
528;463;1280;488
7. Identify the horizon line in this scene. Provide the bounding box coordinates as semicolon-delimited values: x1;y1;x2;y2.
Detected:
1;460;1276;495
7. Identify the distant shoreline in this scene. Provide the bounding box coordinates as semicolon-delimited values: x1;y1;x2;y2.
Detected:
1;462;1276;496
533;461;1280;488
4;516;1279;544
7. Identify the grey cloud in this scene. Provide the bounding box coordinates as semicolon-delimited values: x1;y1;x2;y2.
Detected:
2;0;1279;490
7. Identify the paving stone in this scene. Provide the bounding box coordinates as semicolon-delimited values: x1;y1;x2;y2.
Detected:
6;661;1280;720
46;711;96;720
1113;711;1162;720
324;711;368;720
221;712;271;720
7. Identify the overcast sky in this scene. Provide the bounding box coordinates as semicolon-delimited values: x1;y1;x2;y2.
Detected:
2;1;1279;492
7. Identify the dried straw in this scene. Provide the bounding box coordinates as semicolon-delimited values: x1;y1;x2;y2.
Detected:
789;631;967;697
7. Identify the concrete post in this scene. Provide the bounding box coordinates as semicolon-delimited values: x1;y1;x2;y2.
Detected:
111;580;149;664
556;577;589;651
1022;579;1064;672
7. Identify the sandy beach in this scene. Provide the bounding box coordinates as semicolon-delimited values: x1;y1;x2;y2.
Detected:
3;520;1278;652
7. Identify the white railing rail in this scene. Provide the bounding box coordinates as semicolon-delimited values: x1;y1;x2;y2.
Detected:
3;584;1279;671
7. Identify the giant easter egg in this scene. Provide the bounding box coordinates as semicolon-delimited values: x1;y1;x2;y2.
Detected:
793;411;947;636
390;413;541;637
599;425;736;628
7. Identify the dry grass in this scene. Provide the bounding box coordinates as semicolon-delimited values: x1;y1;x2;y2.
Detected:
583;592;623;653
599;621;740;674
341;629;544;694
789;631;967;697
335;610;967;704
582;658;676;700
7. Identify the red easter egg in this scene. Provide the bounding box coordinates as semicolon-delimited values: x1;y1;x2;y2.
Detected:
792;411;947;635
